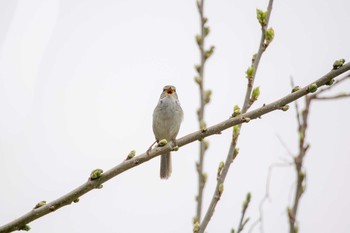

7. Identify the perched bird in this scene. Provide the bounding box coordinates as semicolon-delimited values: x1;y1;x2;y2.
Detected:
152;85;183;179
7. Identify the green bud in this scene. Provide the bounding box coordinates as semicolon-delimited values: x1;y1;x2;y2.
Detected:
203;140;209;150
233;125;240;137
158;139;168;147
233;105;241;117
256;9;268;26
233;148;239;159
251;86;260;101
243;117;251;123
204;89;212;104
73;198;80;203
299;171;306;181
264;27;275;46
204;26;210;36
280;105;289;111
218;183;224;194
231;228;235;233
217;161;224;177
34;201;46;209
333;58;345;70
195;35;202;45
194;76;202;85
20;225;31;231
194;64;201;73
193;221;200;233
202;173;208;184
172;145;179;151
126;150;136;160
308;83;318;93
90;168;103;180
252;53;257;63
299;131;304;141
204;46;215;59
200;120;207;132
246;192;251;202
326;79;335;86
291;86;301;93
246;66;255;78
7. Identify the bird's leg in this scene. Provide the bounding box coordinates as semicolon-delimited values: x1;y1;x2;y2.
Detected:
147;139;158;156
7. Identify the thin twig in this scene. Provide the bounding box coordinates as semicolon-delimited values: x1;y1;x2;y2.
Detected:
248;162;292;233
194;0;214;224
236;193;252;233
288;73;350;233
197;0;275;232
1;63;350;233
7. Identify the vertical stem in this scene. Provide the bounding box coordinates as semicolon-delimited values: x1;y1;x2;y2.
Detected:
196;0;206;223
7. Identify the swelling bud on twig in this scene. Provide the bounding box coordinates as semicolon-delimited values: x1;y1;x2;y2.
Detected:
200;120;207;132
333;58;345;70
256;9;268;26
126;150;136;160
194;64;201;73
307;83;318;93
232;105;241;117
204;46;215;59
204;89;212;104
251;86;260;101
291;86;301;93
194;76;202;85
280;105;289;111
20;225;31;231
326;79;335;86
204;26;210;36
217;161;225;177
203;140;209;150
193;221;200;233
246;66;255;79
233;125;240;138
158;139;168;147
218;183;224;195
264;27;275;46
34;201;46;209
202;173;208;184
73;198;80;203
171;145;179;151
233;148;239;160
90;168;103;180
195;35;202;45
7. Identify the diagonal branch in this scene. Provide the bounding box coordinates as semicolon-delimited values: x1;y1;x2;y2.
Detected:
1;63;350;233
197;0;275;232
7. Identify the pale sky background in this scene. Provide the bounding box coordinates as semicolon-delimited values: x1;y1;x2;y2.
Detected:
0;0;350;233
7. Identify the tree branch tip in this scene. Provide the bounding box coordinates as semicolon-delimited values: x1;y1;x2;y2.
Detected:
89;168;104;180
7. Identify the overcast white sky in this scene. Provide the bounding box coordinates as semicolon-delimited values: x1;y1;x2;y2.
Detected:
0;0;350;232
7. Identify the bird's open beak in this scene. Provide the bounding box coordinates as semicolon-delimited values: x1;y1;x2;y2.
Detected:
166;87;174;95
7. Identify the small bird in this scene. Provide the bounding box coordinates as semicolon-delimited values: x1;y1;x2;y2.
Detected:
152;85;183;179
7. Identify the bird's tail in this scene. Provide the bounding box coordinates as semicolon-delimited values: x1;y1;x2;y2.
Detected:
160;153;172;179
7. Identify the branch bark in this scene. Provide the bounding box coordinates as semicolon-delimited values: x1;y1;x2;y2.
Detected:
1;63;350;233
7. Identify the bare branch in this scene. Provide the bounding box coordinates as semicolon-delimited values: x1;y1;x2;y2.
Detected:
1;63;350;233
313;93;350;100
